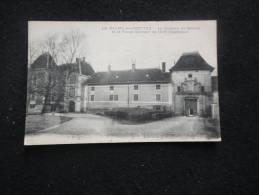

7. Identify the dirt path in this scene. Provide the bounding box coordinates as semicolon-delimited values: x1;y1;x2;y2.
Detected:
25;114;220;145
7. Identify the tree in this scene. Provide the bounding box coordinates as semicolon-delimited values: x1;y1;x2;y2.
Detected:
28;41;40;66
39;34;61;64
27;55;59;113
27;29;86;113
59;30;85;64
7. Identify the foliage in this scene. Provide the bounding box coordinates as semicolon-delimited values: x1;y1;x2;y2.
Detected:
104;107;173;122
27;29;85;113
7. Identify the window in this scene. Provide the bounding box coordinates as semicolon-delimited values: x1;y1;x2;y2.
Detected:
109;95;118;101
201;86;205;92
90;95;95;101
134;85;138;90
109;95;113;101
177;86;181;92
110;86;114;91
69;87;75;97
153;105;161;111
156;94;161;101
134;94;138;101
30;104;35;109
69;73;76;84
37;73;45;82
31;94;35;100
91;86;95;91
32;76;37;86
156;84;161;89
188;74;192;78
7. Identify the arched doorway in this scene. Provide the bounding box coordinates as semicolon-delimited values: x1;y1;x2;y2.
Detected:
69;101;75;112
184;98;197;116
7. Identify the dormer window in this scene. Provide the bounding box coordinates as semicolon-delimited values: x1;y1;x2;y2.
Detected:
188;74;192;78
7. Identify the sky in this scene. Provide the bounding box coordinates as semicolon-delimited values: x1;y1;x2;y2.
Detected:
29;21;217;75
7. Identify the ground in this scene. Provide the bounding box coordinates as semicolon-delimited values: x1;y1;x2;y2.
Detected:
24;113;221;145
25;114;72;133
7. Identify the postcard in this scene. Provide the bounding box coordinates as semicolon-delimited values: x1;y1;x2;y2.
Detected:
25;20;220;145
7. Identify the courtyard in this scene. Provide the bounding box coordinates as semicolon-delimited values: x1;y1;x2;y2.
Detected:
24;113;221;145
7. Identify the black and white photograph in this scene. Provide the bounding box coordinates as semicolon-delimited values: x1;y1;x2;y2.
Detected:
3;0;259;193
25;20;220;145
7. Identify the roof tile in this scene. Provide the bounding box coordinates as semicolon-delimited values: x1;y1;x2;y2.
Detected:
86;68;171;85
170;52;214;72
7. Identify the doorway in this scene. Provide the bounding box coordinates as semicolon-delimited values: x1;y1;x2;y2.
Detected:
185;98;197;116
69;101;75;112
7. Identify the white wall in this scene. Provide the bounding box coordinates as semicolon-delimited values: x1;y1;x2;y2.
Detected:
83;83;172;110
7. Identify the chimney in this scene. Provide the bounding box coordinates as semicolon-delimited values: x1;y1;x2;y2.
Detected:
76;58;82;74
132;63;136;72
108;64;111;72
162;62;166;72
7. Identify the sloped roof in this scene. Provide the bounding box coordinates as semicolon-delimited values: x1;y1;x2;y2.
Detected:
30;53;57;69
81;61;95;75
85;68;171;85
59;61;95;76
170;52;214;72
211;76;218;91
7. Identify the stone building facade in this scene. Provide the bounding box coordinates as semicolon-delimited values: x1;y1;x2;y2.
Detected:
82;63;172;111
27;52;219;117
82;52;218;117
169;52;215;116
27;53;94;113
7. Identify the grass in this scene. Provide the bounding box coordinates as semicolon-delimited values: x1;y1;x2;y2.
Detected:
25;114;72;134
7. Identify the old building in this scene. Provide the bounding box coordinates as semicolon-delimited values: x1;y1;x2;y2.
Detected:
169;52;215;116
211;76;219;119
27;53;94;113
60;57;94;112
28;52;218;117
83;63;171;111
27;53;58;113
83;52;217;117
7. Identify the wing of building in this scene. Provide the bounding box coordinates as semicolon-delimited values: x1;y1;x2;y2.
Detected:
82;52;217;117
83;64;171;111
27;54;95;113
169;52;215;116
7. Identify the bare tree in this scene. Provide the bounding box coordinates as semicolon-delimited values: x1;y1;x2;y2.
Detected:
27;30;86;113
28;41;41;66
39;34;62;64
59;30;85;64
